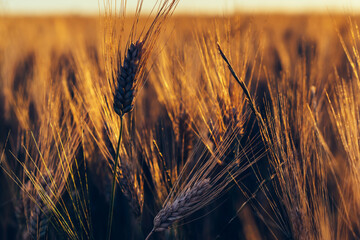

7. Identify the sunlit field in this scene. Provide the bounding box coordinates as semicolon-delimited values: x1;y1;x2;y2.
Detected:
1;1;360;239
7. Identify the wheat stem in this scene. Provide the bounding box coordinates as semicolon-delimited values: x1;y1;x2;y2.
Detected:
145;228;155;240
106;115;123;240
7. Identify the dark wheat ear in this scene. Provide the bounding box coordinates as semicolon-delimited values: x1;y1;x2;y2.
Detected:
25;174;52;240
148;178;211;238
113;41;144;117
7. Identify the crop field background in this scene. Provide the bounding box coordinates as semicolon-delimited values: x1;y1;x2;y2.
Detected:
1;1;360;239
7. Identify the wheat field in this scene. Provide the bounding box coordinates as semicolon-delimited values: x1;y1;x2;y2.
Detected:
1;1;360;239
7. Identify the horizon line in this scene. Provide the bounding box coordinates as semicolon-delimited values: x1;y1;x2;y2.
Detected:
2;8;360;16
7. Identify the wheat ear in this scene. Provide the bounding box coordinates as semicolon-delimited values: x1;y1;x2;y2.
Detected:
27;175;52;240
146;178;211;240
113;41;144;117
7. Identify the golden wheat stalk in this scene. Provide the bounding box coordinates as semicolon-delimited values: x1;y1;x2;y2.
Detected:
107;40;146;240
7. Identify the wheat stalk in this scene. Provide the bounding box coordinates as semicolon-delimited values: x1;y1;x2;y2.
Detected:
107;40;144;239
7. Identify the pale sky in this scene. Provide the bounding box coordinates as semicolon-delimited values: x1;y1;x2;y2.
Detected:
2;0;360;15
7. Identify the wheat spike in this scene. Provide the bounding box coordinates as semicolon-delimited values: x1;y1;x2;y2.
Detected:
15;181;32;239
113;41;144;117
26;175;52;240
151;178;211;233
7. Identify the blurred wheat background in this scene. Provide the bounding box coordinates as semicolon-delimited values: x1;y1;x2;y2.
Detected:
1;0;360;239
